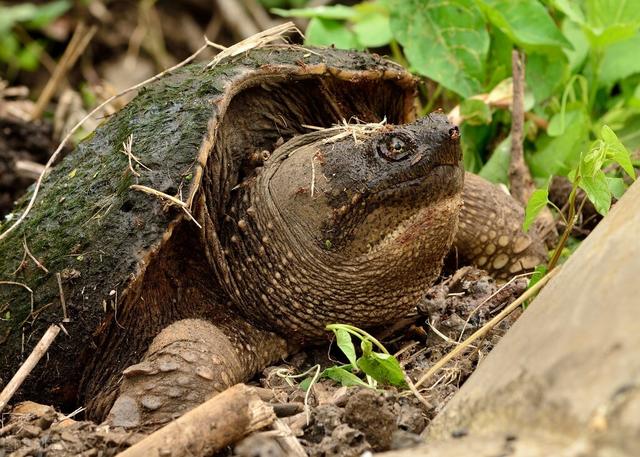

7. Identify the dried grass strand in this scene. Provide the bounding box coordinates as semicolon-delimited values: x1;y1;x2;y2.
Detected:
207;22;302;68
130;184;202;229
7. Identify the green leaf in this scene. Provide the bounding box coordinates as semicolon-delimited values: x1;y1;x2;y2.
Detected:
17;40;42;71
360;338;373;358
584;0;640;48
527;264;548;289
579;171;611;215
606;177;626;199
549;0;585;24
24;0;71;29
528;109;590;177
272;4;357;19
459;99;492;125
334;328;358;367
486;28;513;88
305;17;361;49
479;135;511;184
357;352;407;387
523;181;550;232
324;366;372;388
547;107;585;137
600;33;640;85
353;11;392;47
600;125;636;179
389;0;489;97
460;123;492;173
526;51;569;103
562;19;589;71
475;0;572;50
299;376;313;391
0;1;70;34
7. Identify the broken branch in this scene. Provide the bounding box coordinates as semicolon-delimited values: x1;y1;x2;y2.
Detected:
0;324;60;413
116;384;275;457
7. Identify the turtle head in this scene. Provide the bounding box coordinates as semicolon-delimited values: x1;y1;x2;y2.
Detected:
317;114;463;256
224;113;464;339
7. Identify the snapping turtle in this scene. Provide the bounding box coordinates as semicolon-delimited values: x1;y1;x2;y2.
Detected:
0;46;545;427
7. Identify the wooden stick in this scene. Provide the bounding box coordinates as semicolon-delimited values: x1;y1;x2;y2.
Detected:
30;22;97;120
414;267;559;389
0;324;60;413
116;384;276;457
508;50;534;206
273;418;308;457
15;160;46;180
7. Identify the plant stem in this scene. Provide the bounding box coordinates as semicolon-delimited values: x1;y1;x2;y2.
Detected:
547;184;578;271
326;324;390;355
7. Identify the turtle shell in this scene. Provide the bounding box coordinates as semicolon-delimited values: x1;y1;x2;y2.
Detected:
0;46;416;410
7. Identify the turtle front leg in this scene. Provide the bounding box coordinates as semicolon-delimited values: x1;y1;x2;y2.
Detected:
106;318;288;428
452;173;548;279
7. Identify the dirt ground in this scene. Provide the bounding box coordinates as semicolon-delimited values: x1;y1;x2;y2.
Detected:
0;267;527;456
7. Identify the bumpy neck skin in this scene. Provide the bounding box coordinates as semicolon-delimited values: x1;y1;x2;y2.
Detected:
219;115;463;341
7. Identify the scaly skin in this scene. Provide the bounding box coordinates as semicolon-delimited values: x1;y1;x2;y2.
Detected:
107;116;547;428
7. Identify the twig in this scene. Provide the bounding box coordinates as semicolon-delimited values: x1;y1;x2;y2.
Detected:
130;184;202;229
273;418;308;457
413;266;559;389
22;236;48;273
0;40;214;245
55;272;69;322
31;22;97;120
116;384;275;457
0;281;34;313
508;50;534;206
457;272;531;341
120;134;151;177
0;324;60;413
15;160;46;180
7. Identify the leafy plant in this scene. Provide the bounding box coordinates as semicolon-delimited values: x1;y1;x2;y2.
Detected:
0;1;70;74
524;124;636;272
299;324;408;391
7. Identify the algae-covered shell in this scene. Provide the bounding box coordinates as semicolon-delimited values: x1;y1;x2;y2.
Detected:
0;46;416;409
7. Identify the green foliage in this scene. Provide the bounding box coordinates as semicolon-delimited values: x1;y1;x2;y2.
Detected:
299;324;408;390
523;179;550;232
524;125;635;274
0;1;70;73
274;0;640;191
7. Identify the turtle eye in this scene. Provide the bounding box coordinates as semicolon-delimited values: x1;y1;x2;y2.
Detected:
377;136;409;161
